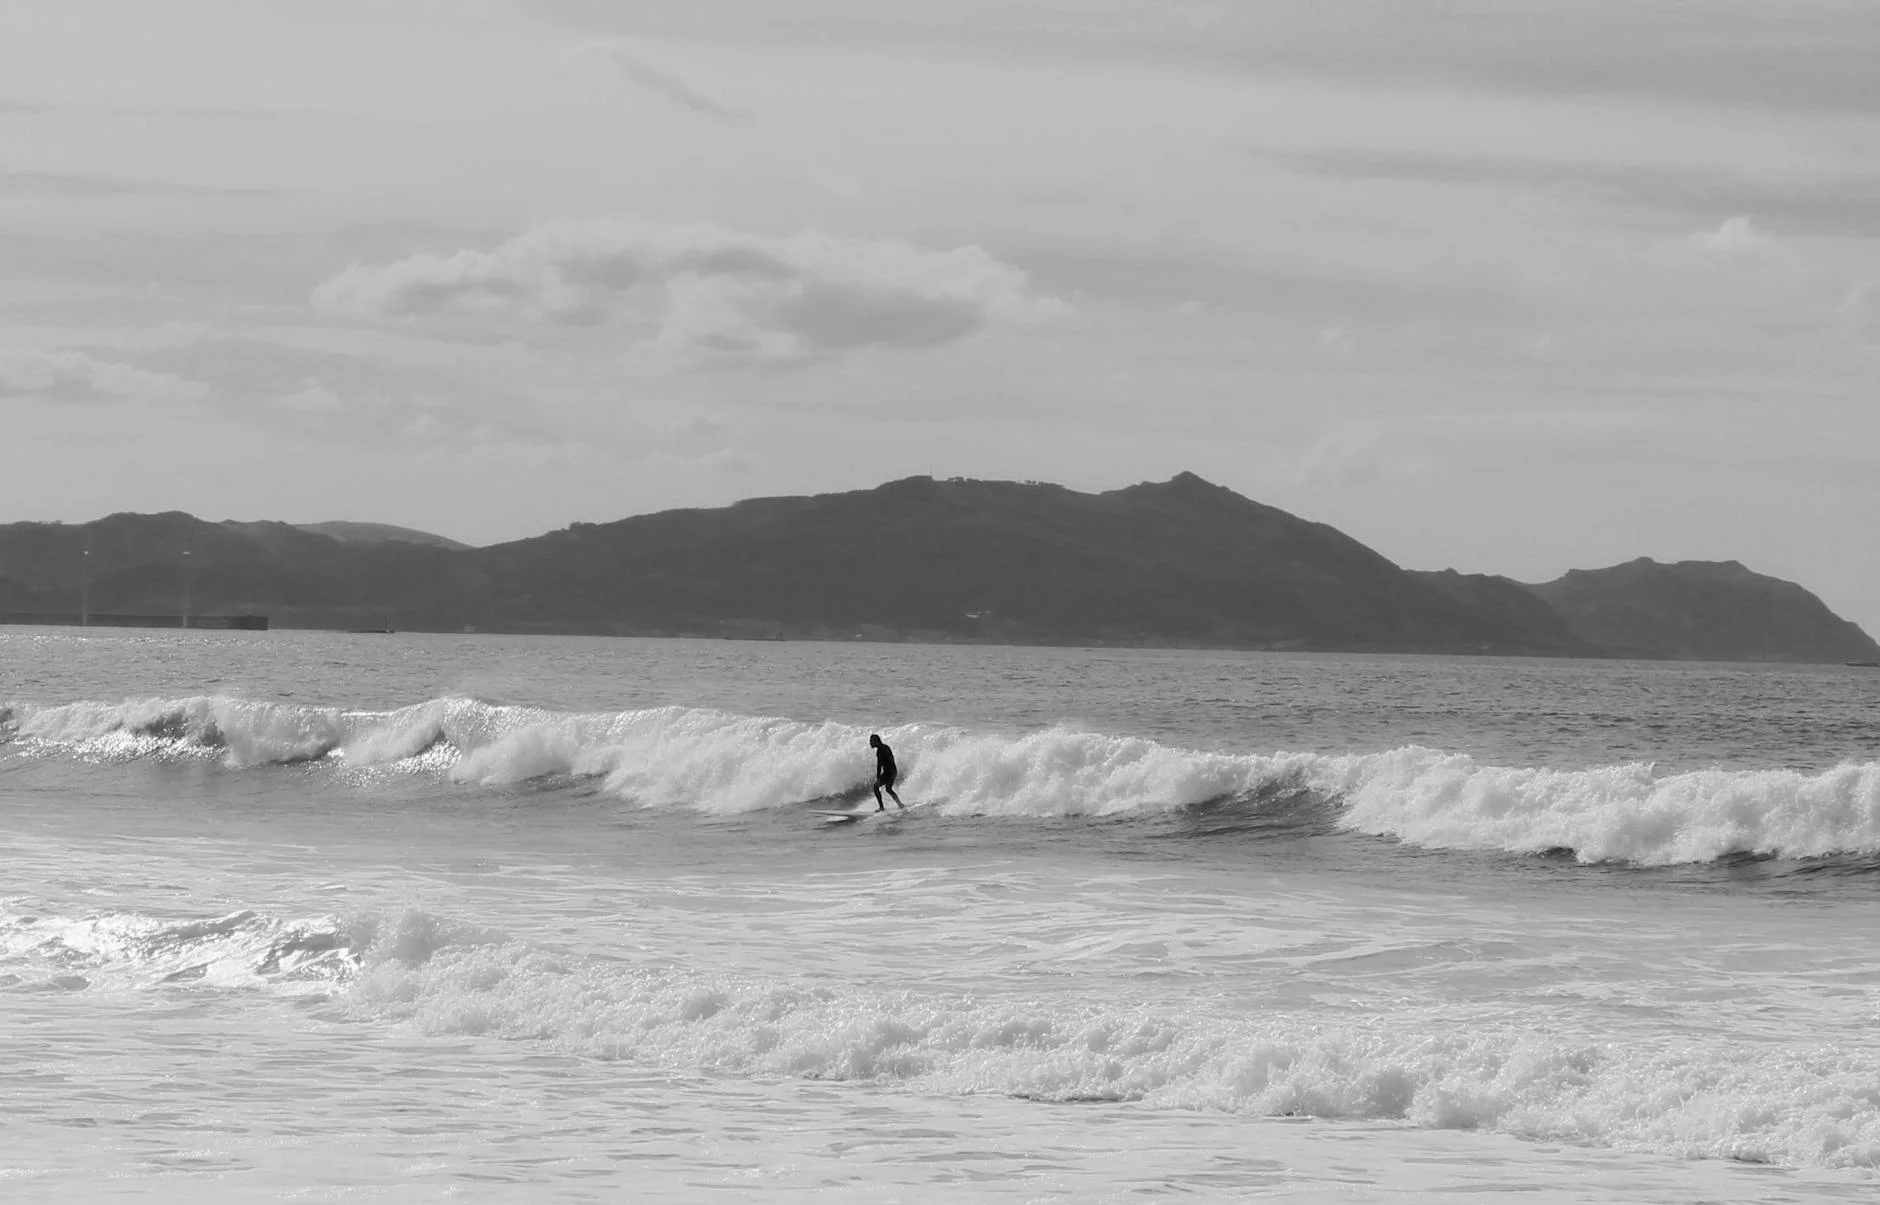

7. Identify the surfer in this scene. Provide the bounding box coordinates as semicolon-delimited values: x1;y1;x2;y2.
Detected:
869;734;904;810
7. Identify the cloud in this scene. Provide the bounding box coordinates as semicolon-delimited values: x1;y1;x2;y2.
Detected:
646;446;759;475
275;382;344;412
1295;425;1395;487
1671;214;1814;297
694;446;756;474
311;221;1065;363
0;349;209;405
577;42;742;121
117;336;537;447
1690;215;1769;254
530;0;1880;115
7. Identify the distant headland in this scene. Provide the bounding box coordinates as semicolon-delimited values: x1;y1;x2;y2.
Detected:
2;473;1874;664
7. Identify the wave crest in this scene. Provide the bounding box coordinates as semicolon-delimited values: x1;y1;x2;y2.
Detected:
1315;747;1880;865
9;694;1880;863
9;696;346;765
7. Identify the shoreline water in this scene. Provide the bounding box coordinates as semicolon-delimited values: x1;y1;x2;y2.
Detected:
4;629;1877;1199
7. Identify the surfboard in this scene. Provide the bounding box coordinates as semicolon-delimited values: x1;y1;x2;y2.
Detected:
810;807;914;822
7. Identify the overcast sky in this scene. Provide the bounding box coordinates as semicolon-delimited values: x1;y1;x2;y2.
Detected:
2;1;1877;625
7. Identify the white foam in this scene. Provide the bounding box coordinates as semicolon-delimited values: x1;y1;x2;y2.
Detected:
435;706;1311;816
11;897;1877;1170
0;904;357;991
336;910;1880;1171
8;695;346;765
10;694;1880;862
1312;747;1880;865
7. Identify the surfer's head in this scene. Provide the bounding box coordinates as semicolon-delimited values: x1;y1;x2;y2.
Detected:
868;734;881;747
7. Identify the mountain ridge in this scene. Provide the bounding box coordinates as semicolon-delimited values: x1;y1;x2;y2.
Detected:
0;474;1873;664
1524;556;1878;664
294;521;470;551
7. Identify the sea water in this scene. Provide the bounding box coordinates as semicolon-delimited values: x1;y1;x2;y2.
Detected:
2;629;1877;1203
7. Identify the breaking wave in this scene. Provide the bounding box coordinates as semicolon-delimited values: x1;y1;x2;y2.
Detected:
352;917;1880;1170
1320;748;1880;866
8;902;1874;1170
0;903;358;993
6;695;1880;865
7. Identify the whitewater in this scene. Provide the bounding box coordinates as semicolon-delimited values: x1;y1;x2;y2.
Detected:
4;629;1878;1202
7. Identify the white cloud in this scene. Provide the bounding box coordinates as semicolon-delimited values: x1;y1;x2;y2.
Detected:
311;221;1065;363
695;446;757;474
276;381;344;412
401;413;451;443
0;348;209;405
1295;424;1393;487
1690;215;1769;254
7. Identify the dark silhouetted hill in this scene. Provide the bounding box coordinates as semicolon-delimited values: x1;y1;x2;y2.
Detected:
1;476;1874;662
1524;557;1880;663
1411;569;1584;651
0;513;471;629
463;472;1578;652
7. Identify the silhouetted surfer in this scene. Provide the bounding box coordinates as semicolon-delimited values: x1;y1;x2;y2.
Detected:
869;734;904;811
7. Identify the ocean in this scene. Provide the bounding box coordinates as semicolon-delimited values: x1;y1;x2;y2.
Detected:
3;628;1877;1203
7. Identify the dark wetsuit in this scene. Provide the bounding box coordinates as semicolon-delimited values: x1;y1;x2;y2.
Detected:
873;741;902;809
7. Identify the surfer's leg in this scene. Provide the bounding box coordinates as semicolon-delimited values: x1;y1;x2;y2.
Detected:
873;780;885;810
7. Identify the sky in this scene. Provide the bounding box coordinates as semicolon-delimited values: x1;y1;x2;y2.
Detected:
2;0;1877;625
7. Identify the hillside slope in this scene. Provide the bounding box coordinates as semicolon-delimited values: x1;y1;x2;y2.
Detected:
465;473;1577;651
1524;558;1880;663
1;477;1874;663
295;521;470;551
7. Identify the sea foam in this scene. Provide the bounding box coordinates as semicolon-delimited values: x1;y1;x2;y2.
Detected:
9;897;1877;1170
1319;746;1880;865
8;695;1880;864
0;904;357;992
328;906;1880;1171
